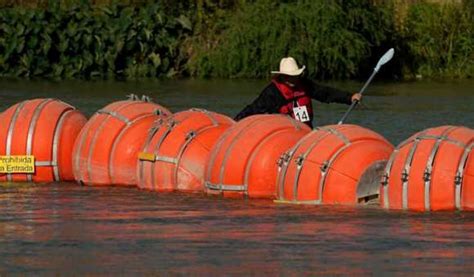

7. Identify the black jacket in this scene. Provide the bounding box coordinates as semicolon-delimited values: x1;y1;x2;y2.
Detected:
234;77;353;126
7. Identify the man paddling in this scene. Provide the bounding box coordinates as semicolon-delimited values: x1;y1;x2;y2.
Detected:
234;57;361;128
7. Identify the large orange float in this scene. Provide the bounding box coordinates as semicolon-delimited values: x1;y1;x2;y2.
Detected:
72;95;171;186
276;124;394;205
381;126;474;211
463;146;474;210
137;109;234;192
0;98;87;182
204;114;311;199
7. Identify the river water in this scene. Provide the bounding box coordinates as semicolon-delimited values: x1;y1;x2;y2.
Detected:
0;79;473;274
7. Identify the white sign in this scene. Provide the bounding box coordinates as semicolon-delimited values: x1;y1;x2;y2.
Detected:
293;106;310;122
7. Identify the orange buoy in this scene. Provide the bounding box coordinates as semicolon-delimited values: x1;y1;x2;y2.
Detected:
276;124;393;205
137;109;234;192
72;95;171;186
462;147;474;210
0;98;87;182
205;114;311;199
380;126;474;211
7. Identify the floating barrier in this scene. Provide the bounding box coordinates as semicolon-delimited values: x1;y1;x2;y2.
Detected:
205;114;311;199
380;126;474;211
0;98;87;182
72;95;171;186
464;150;474;210
137;109;234;192
276;125;394;205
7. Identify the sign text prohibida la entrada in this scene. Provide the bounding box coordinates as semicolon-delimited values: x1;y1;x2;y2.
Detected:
0;156;35;173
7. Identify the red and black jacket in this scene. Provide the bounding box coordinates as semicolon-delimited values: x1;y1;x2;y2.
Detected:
234;76;353;128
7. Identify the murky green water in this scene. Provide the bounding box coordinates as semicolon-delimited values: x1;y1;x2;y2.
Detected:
1;78;472;143
0;79;473;274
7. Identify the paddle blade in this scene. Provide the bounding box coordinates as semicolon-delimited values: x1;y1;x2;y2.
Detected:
374;48;394;72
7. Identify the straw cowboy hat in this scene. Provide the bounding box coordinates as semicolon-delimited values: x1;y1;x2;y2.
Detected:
271;57;306;76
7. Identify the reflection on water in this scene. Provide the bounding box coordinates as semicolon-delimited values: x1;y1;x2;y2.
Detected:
1;78;473;144
0;183;473;274
0;79;474;274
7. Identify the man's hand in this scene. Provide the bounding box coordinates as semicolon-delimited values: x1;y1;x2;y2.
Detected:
351;93;362;103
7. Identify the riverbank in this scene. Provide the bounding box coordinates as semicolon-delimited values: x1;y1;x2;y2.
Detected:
0;1;472;80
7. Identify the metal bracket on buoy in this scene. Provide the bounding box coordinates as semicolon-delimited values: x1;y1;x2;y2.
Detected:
167;120;176;129
454;173;463;186
141;95;152;102
295;155;304;167
423;169;431;182
126;94;153;102
401;170;409;183
454;173;464;210
127;93;140;101
186;130;197;141
277;157;284;167
154;118;164;127
320;161;329;173
277;152;291;167
148;124;161;137
381;173;389;186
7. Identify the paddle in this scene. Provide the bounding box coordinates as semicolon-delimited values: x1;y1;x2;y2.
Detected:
337;48;395;125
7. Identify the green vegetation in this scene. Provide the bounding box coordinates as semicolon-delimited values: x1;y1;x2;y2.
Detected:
0;0;472;79
400;2;473;78
188;0;393;79
0;2;192;78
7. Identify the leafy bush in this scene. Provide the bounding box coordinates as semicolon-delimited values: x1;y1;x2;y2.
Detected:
187;0;394;79
0;2;192;78
0;0;472;80
400;1;473;78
